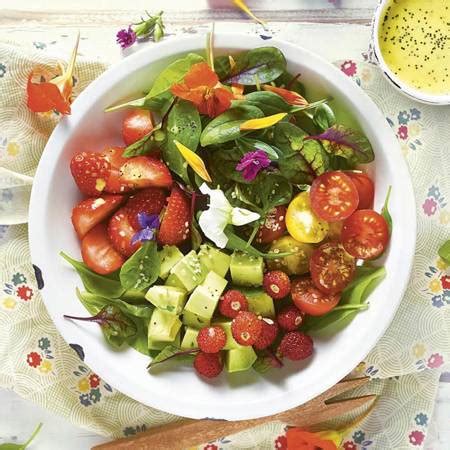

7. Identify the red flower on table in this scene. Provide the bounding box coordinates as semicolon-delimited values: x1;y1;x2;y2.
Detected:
343;441;357;450
397;125;408;140
26;351;42;368
441;275;450;289
16;285;34;301
340;60;357;77
89;373;101;388
409;430;425;446
203;444;218;450
171;62;234;118
274;434;288;449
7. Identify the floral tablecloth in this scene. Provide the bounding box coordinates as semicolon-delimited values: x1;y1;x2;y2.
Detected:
0;21;449;449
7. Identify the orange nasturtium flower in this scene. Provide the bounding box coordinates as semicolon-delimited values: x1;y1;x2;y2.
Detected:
262;84;308;106
286;429;338;450
171;62;234;118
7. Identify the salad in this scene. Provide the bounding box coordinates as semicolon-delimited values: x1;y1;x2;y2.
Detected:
62;45;391;380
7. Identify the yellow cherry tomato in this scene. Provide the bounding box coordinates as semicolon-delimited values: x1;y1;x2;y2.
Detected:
286;191;329;243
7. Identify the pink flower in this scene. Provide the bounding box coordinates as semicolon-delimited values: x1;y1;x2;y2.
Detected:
409;430;425;446
236;150;271;181
398;125;408;140
343;441;357;450
340;60;357;77
116;26;137;49
441;275;450;289
427;353;444;368
274;434;287;450
422;198;437;216
26;352;42;368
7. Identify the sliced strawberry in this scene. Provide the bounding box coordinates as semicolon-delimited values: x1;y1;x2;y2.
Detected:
158;186;191;246
122;109;154;146
81;223;124;275
102;146;134;194
70;152;111;196
125;187;167;229
71;194;125;239
119;156;172;189
107;207;140;257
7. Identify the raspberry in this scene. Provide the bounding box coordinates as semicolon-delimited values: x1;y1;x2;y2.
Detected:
197;326;227;353
277;305;304;331
219;290;249;319
263;270;291;299
231;311;262;346
193;352;223;378
254;318;279;350
278;331;313;361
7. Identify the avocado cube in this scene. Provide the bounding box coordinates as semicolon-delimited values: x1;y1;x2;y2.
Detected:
148;308;182;342
225;347;257;373
169;250;207;292
212;320;241;350
202;271;228;300
180;327;200;349
159;245;184;279
230;251;264;287
165;273;186;290
145;285;187;315
242;289;275;318
182;310;210;329
198;244;231;278
148;331;181;350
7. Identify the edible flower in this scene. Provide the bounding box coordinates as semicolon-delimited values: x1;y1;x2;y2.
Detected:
116;26;137;49
198;183;260;248
286;429;338;450
232;0;267;27
240;112;287;130
171;62;234;118
236;150;271;181
262;84;308;106
131;213;160;244
116;11;165;48
174;140;212;182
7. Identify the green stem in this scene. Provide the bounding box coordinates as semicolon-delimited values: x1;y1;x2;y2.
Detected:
22;423;43;449
332;304;369;312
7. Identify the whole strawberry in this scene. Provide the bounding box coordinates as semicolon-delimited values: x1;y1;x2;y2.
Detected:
197;326;227;353
278;331;313;361
263;270;291;299
219;290;249;319
193;352;223;378
231;311;262;346
277;305;304;331
253;318;279;350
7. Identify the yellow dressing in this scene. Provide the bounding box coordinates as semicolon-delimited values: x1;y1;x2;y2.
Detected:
378;0;450;95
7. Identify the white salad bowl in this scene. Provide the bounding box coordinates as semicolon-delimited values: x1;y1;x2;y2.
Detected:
29;33;416;420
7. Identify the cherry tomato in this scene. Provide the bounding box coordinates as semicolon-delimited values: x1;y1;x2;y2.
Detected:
122;109;153;146
324;220;343;243
286;191;329;243
291;277;340;316
310;242;356;294
256;205;287;244
346;171;375;210
310;171;359;222
341;209;389;260
267;236;314;275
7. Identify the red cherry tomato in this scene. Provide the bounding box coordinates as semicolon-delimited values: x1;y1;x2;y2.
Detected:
291;277;340;316
309;242;356;294
345;171;375;210
310;171;359;222
122;109;153;146
256;205;287;244
341;209;389;260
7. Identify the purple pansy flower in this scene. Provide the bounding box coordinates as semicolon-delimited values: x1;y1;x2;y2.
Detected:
131;213;160;245
236;150;271;182
116;26;137;49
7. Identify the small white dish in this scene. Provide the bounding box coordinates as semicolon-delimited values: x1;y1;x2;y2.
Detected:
29;33;416;420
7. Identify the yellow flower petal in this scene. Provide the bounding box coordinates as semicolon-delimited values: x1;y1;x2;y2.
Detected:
174;140;212;182
232;0;266;27
240;112;287;131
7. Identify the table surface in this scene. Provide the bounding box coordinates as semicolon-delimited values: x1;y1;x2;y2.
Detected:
1;0;449;449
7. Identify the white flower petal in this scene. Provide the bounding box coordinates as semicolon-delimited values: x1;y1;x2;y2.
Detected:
200;183;231;211
231;207;260;226
198;209;229;248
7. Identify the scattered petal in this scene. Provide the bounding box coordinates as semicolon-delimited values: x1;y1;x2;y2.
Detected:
232;0;267;27
262;84;308;106
174;140;212;182
240;112;287;130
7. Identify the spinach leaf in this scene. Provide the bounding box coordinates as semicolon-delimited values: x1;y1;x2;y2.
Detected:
273;121;307;155
123;123;165;157
243;91;292;115
0;423;43;450
236;137;280;160
381;185;393;235
162;100;201;183
223;47;286;85
105;91;174;114
214;55;232;80
200;105;264;146
439;240;450;264
206;146;247;185
313;103;336;132
148;345;198;369
60;252;125;298
147;53;204;99
303;266;386;337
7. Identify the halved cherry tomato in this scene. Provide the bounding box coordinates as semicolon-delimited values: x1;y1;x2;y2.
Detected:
310;242;356;294
310;171;359;222
122;109;153;146
291;277;340;316
81;222;124;275
345;171;374;210
341;209;389;260
256;205;287;244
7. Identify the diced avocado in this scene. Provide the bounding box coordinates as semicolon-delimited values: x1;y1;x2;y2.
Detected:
159;245;184;279
225;347;257;373
202;271;228;300
242;289;275;318
182;310;210;329
198;244;231;278
230;251;264;287
148;331;181;351
145;285;187;315
165;273;186;290
212;320;241;350
169;250;207;292
180;327;199;349
148;308;182;342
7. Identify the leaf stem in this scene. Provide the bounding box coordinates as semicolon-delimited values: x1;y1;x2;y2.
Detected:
147;348;199;369
22;423;43;449
332;304;369;312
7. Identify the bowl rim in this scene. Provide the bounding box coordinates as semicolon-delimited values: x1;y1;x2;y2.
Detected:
29;32;416;420
373;0;450;105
